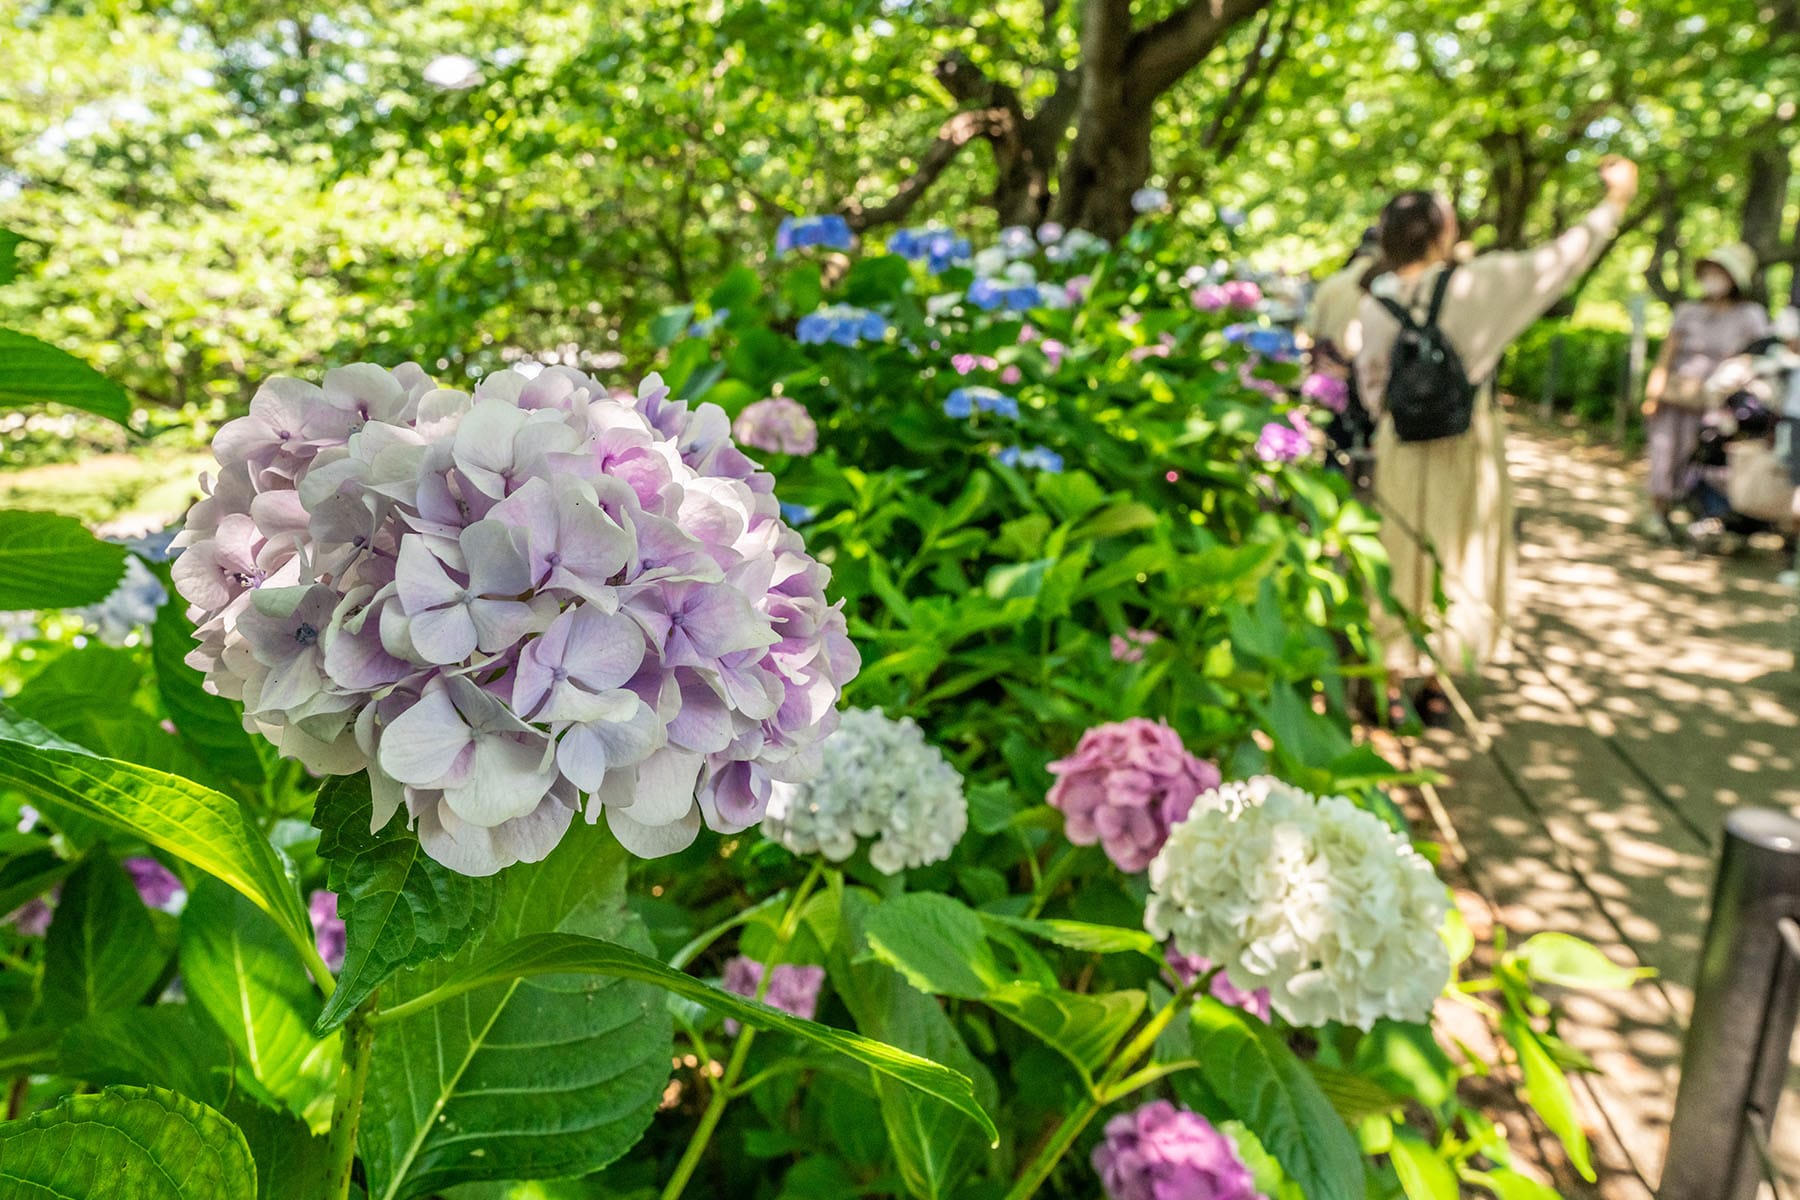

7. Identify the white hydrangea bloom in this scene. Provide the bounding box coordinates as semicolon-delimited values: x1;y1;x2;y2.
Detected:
1145;777;1450;1030
762;707;966;874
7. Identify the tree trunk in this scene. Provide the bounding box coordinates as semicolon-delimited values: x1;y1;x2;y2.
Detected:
1050;109;1152;240
1741;138;1790;303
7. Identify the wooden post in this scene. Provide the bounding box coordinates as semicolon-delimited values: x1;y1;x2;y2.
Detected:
1539;334;1564;423
1621;294;1648;443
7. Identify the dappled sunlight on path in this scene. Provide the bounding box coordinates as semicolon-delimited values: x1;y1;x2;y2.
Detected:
1410;418;1799;1197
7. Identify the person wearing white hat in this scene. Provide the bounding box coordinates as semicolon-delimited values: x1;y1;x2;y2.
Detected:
1641;242;1770;539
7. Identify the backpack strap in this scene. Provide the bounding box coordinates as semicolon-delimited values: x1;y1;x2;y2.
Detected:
1373;263;1459;330
1424;263;1457;328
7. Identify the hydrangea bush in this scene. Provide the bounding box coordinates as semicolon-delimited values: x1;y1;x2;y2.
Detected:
0;210;1643;1200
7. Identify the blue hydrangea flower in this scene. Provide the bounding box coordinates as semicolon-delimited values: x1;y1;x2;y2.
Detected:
996;444;1063;472
888;225;971;274
777;214;854;255
946;387;1018;420
795;304;890;347
998;225;1037;258
688;308;730;337
778;501;817;526
966;277;1004;311
1246;328;1298;359
1222;323;1253;345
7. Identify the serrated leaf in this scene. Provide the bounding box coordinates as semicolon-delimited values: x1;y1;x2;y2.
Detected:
0;845;75;921
0;704;318;975
369;930;999;1167
863;892;1003;1000
223;1098;331;1200
0;328;130;423
179;880;336;1124
980;912;1162;958
830;889;998;1200
1389;1129;1458;1200
312;774;501;1033
987;982;1145;1086
149;573;267;790
1351;1020;1456;1108
59;1004;239;1107
360;822;674;1200
1190;998;1362;1200
0;1084;257;1198
0;508;128;610
36;852;164;1022
1516;932;1652;991
1501;1012;1594;1182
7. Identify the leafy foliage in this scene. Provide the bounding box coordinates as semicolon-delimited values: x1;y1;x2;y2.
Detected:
0;1085;257;1199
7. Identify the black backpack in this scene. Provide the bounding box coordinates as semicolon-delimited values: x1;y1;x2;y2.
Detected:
1376;265;1477;444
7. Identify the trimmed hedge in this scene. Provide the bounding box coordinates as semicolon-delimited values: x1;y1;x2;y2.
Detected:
1498;320;1664;427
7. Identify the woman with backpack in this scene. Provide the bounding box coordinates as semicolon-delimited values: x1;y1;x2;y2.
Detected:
1641;244;1771;540
1354;157;1639;715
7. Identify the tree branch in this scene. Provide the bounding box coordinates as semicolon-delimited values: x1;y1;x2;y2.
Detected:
1128;0;1275;105
841;108;1015;230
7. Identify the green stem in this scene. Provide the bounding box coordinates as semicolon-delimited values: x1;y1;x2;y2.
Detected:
658;862;823;1200
323;1002;376;1200
1002;979;1202;1200
301;938;338;1001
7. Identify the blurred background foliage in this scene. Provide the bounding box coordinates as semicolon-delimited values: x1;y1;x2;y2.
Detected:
0;0;1795;454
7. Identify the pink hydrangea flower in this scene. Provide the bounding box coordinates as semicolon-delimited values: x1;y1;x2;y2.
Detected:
124;857;185;912
732;396;818;456
310;889;347;972
999;364;1023;385
1301;372;1349;414
1046;718;1220;873
1255;414;1311;463
1190;284;1228;312
1238;359;1286;401
720;954;826;1034
1092;1101;1259;1200
4;896;53;938
1220;280;1262;309
1040;339;1066;371
1065;275;1093;303
173;364;859;875
1164;948;1273;1023
1109;628;1160;663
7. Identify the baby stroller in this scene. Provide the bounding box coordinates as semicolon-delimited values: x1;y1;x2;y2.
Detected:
1683;337;1800;555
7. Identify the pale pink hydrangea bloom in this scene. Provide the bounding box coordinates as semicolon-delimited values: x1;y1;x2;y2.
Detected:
174;364;859;875
1109;628;1160;663
1220;280;1263;309
732;397;818;456
720;954;825;1034
1300;372;1349;414
999;364;1023;385
1190;284;1229;312
1046;718;1220;873
951;353;999;376
1040;339;1066;371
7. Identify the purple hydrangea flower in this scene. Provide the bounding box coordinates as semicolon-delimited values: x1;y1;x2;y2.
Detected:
1255;416;1310;464
173;366;860;876
1220;280;1262;310
720;954;826;1035
1092;1100;1259;1200
5;896;54;938
1164;948;1273;1023
1047;718;1220;873
733;397;818;456
776;214;853;255
310;889;346;972
1191;285;1229;312
1300;372;1350;414
124;857;186;913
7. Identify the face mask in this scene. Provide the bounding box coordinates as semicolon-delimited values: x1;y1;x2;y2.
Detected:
1700;272;1732;299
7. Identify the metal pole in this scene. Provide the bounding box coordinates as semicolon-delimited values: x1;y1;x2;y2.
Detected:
1540;334;1564;423
1660;808;1800;1200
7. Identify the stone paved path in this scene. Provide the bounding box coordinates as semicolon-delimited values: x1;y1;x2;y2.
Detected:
1407;417;1800;1197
